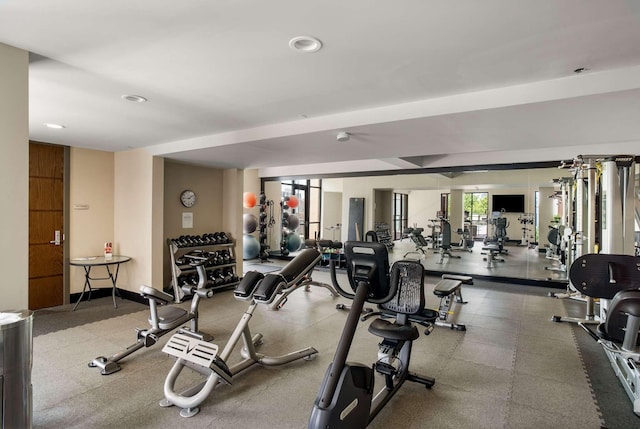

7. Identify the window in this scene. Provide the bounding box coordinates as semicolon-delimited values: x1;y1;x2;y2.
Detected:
393;193;408;240
280;179;322;241
464;192;488;238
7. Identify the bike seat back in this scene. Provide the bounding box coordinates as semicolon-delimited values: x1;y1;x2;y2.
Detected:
343;241;393;304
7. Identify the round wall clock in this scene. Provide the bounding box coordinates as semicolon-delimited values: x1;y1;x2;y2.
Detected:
180;189;197;208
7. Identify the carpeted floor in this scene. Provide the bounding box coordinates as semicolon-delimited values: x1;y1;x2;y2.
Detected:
28;274;640;428
32;296;147;337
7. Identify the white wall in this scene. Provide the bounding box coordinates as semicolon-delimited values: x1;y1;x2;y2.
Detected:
0;43;28;311
407;190;441;228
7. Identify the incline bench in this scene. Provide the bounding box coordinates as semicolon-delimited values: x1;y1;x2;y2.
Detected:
432;274;472;331
255;247;339;310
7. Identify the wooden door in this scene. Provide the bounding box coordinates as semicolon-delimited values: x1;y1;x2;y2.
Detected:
29;142;65;309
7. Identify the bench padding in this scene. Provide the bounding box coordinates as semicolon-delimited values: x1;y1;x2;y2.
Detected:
442;274;473;285
253;274;286;302
234;271;264;299
433;279;462;297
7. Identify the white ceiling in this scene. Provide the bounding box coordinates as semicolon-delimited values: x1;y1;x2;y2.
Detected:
2;0;640;177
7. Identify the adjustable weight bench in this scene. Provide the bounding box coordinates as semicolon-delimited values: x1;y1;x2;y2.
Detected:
255;247;339;310
481;245;504;268
432;274;472;331
404;228;430;258
160;260;319;418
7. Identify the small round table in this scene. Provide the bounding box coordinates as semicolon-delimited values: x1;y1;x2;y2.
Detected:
69;255;131;311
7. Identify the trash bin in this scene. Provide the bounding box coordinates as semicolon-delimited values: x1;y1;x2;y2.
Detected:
1;310;33;429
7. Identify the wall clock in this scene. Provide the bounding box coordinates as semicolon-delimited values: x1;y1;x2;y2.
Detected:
180;189;197;208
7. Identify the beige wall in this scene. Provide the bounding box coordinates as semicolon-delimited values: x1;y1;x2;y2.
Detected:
163;160;225;288
322;191;343;240
112;149;162;292
68;148;115;293
69;152;240;296
0;43;29;311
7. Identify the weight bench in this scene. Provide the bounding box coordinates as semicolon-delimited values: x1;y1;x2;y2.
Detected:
481;245;504;268
432;274;472;331
404;228;430;258
252;247;339;310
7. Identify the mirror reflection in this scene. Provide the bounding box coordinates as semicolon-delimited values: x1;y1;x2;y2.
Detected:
257;160;639;286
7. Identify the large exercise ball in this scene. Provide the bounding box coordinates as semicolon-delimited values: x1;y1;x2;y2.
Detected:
243;192;257;208
243;213;258;233
243;234;260;260
287;214;300;231
285;233;302;252
287;195;299;209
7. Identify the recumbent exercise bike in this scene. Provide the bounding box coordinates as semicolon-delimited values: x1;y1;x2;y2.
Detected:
88;251;216;375
309;241;436;429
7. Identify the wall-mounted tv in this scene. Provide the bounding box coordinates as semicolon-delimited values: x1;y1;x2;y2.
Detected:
492;194;525;213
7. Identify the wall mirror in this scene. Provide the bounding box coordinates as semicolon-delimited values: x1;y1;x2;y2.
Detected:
260;160;639;285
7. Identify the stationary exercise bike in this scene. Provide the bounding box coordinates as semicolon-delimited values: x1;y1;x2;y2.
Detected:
88;251;216;375
309;241;435;429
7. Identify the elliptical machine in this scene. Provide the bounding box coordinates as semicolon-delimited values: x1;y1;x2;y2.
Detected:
309;242;435;429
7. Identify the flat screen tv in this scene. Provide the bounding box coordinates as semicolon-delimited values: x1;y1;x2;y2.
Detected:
492;194;525;213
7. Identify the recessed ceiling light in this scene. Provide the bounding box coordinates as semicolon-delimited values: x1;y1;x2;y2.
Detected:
121;94;148;103
289;36;323;53
44;123;66;129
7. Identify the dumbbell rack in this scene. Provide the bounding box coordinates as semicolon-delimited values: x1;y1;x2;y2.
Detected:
374;222;394;249
167;233;239;303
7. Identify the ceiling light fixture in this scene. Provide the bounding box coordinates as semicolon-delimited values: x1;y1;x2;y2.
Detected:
336;131;350;142
44;123;66;129
289;36;323;53
121;94;148;103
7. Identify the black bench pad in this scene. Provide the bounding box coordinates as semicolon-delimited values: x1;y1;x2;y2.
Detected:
433;279;462;297
253;274;286;302
442;274;473;285
234;271;264;299
368;318;420;341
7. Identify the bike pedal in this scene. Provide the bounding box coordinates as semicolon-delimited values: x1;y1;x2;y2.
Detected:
375;361;397;376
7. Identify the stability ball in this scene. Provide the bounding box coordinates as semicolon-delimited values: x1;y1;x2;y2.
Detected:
243;192;257;208
287;195;299;209
243;213;258;233
243;234;260;260
287;214;300;231
285;233;302;252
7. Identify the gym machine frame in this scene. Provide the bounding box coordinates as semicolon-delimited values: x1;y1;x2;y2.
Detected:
571;253;640;416
159;259;319;418
309;242;435;429
89;252;216;375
